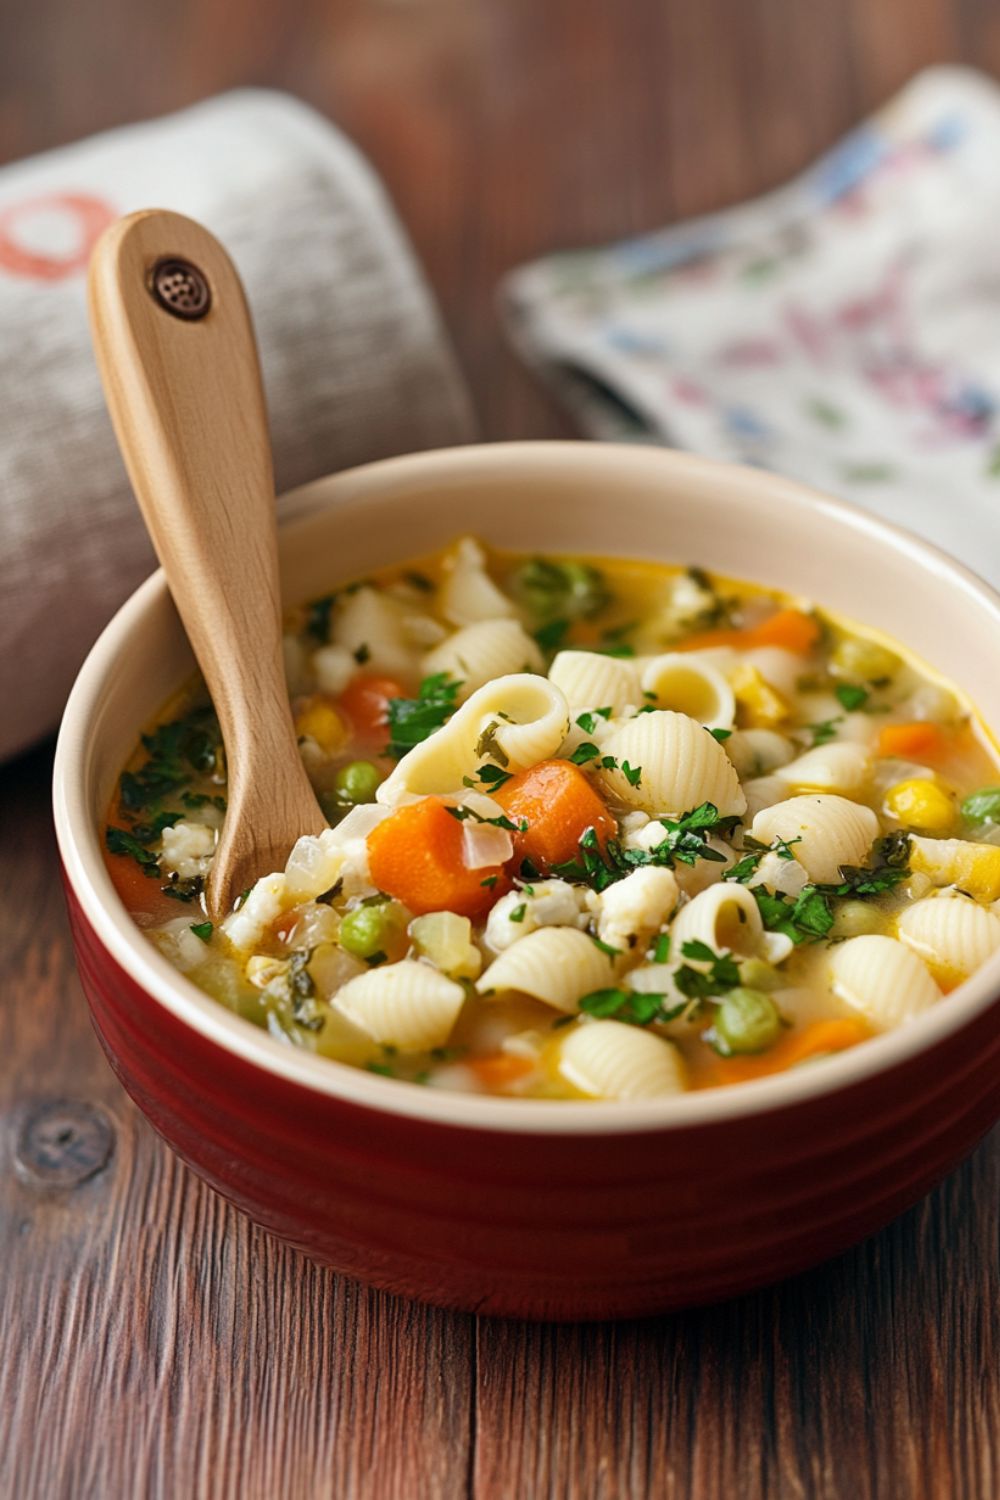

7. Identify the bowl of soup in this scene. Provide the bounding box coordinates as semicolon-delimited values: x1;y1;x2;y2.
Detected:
54;441;1000;1319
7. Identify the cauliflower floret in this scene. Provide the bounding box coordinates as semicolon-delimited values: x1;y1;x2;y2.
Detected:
222;873;287;952
588;867;679;953
148;914;212;973
159;820;216;881
485;880;589;953
748;851;809;898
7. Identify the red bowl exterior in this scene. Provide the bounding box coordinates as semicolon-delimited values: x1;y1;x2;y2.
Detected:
65;873;1000;1320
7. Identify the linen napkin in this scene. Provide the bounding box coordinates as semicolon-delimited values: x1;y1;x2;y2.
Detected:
0;90;475;762
504;66;1000;587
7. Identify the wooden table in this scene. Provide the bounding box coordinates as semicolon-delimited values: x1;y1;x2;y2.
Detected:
2;2;999;1495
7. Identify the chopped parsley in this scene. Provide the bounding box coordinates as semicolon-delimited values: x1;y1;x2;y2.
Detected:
673;940;742;1001
724;834;802;885
105;825;161;878
385;674;461;759
305;593;336;642
445;805;526;833
161;875;204;904
509;903;527;923
575;708;613;734
709;727;732;742
181;791;226;813
473;719;510;767
578;987;688;1027
480;874;499;890
568;742;642;786
569;741;602;766
118;706;221;811
589;934;621;958
551;803;738;892
651;932;671;964
752;886;834;943
512;557;611;621
834;683;869;712
752;837;910;944
189;921;213;943
465;763;514;791
534;617;570;653
807;717;843;747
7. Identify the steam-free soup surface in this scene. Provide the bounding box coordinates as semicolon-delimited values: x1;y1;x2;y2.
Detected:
104;539;1000;1101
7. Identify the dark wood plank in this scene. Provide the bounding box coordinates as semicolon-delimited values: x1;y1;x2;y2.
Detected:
2;2;999;1497
0;748;473;1500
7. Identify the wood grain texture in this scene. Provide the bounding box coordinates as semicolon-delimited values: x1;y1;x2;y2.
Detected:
88;209;327;914
2;2;999;1496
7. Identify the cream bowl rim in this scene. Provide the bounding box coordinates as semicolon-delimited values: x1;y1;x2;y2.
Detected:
53;440;1000;1136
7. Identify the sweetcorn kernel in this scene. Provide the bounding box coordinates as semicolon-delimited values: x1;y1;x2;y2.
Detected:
731;665;789;728
909;836;1000;902
294;698;348;754
884;778;955;833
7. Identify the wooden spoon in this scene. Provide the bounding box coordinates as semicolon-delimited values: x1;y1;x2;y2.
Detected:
88;209;327;920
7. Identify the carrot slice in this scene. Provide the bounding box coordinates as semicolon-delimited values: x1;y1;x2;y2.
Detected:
338;674;409;749
678;607;820;656
493;758;617;873
468;1053;536;1090
103;847;183;924
748;607;821;654
366;797;506;917
693;1017;870;1088
876;721;947;761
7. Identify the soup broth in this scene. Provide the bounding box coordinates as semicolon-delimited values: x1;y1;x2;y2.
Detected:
104;539;1000;1101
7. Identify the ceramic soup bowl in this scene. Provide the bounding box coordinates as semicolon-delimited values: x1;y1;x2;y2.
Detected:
54;442;1000;1320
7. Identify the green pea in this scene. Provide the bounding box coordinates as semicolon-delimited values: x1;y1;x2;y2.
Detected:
339;903;393;960
712;988;782;1056
962;787;1000;826
830;900;883;939
333;759;381;806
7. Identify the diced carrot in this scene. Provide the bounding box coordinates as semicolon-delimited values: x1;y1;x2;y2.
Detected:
692;1017;870;1088
366;797;506;917
103;847;182;924
747;607;820;654
337;674;410;750
468;1053;536;1090
678;607;819;656
876;721;947;761
493;758;617;873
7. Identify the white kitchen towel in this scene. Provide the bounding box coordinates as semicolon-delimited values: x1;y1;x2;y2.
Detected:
504;65;1000;588
0;90;475;762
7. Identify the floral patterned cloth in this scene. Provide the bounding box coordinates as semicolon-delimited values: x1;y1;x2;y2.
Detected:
504;66;1000;585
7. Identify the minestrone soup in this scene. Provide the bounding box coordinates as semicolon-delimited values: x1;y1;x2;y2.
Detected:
104;539;1000;1101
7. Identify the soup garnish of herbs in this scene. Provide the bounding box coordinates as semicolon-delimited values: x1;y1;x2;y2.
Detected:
104;539;1000;1101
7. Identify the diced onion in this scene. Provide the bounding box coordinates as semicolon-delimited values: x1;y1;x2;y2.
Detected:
462;822;514;869
329;804;393;845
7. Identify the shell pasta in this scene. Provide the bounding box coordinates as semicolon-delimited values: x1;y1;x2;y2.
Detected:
104;537;1000;1101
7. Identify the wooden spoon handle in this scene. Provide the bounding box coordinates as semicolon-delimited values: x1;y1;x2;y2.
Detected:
88;209;326;917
